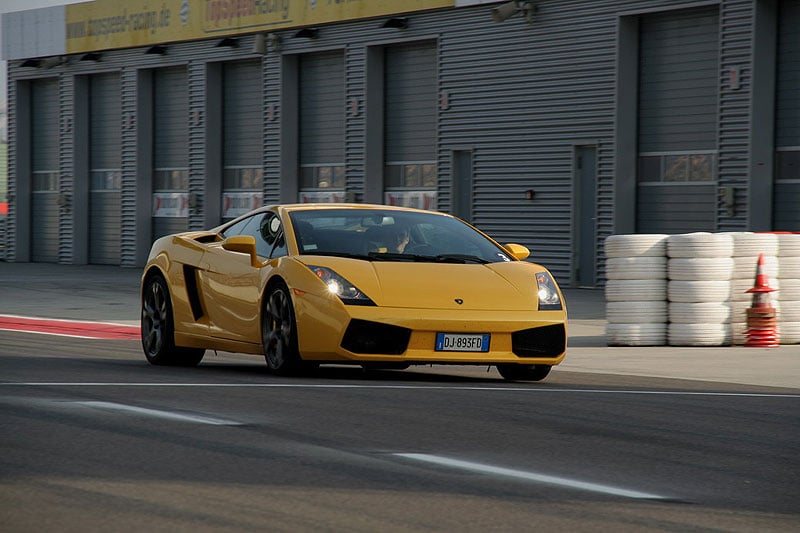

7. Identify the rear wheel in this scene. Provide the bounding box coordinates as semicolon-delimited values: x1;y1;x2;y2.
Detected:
262;282;306;375
141;274;205;366
496;364;552;382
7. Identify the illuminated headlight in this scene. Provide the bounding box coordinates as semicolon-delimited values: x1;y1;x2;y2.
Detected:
536;271;562;310
307;265;375;306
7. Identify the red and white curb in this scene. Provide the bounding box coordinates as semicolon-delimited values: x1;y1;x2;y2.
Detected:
0;314;140;340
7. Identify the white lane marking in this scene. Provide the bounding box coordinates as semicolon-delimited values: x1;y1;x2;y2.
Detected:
0;383;798;398
72;401;242;425
395;453;669;500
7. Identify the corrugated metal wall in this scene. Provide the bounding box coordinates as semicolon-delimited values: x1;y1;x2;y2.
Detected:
152;66;189;240
222;59;263;220
30;78;60;263
436;2;618;277
4;0;791;284
774;0;800;230
717;0;755;232
89;72;121;265
635;6;719;234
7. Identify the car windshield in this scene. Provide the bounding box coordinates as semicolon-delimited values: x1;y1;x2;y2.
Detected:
289;209;513;263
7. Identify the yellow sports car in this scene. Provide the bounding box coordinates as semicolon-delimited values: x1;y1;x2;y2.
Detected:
141;203;567;381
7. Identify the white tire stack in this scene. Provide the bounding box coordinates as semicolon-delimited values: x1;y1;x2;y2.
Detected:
776;233;800;344
667;233;734;346
605;234;668;346
728;233;780;345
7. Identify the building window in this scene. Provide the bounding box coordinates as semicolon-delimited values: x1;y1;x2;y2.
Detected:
637;152;716;183
384;162;437;188
223;166;263;190
776;149;800;181
90;170;122;191
153;169;189;191
32;171;59;191
300;165;345;189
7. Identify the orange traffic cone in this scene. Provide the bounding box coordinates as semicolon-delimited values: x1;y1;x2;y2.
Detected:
744;253;779;347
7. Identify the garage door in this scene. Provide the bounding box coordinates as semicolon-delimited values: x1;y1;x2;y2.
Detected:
774;0;800;230
298;51;345;203
384;41;438;209
89;72;121;264
152;67;189;241
222;60;263;221
31;78;60;263
635;7;719;233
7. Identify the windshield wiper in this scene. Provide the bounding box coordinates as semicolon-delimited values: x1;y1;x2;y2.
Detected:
434;254;489;264
365;252;489;264
304;251;375;261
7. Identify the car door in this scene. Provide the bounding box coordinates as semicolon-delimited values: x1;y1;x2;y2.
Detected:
199;211;283;343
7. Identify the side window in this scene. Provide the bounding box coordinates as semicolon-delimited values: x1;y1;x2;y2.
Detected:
260;213;287;259
221;216;255;238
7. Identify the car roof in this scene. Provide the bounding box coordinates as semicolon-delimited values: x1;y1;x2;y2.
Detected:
277;203;450;216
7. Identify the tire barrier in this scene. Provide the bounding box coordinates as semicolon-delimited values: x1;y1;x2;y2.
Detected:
604;231;799;346
667;233;733;346
604;234;669;346
776;234;800;344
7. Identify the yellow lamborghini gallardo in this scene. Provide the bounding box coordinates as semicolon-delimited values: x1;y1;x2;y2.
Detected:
141;204;567;381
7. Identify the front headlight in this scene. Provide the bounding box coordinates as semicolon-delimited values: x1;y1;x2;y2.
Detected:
536;271;562;310
307;265;375;306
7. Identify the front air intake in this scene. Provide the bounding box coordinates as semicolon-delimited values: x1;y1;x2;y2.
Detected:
511;324;566;357
341;319;411;355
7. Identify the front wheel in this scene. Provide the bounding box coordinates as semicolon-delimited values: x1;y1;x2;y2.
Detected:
141;274;205;366
496;364;552;382
262;282;306;375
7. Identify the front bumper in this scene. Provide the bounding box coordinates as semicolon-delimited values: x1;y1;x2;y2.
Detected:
294;293;567;365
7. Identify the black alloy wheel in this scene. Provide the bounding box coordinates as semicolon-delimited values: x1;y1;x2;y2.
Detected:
262;281;306;375
141;274;205;366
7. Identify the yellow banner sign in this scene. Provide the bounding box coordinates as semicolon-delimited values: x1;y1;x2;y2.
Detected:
66;0;454;53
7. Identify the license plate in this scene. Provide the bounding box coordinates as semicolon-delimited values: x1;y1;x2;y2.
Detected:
435;332;490;352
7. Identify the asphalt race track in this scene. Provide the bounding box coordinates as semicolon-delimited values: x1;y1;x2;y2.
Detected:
1;329;798;532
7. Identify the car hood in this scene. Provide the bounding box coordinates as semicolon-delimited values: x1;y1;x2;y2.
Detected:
296;256;543;310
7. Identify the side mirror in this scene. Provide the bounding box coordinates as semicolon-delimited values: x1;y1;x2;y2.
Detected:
504;243;530;260
222;235;262;267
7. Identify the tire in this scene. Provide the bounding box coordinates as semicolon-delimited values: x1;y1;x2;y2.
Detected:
606;323;666;346
667;280;731;303
778;256;800;279
728;232;779;257
668;323;731;346
667;232;734;258
606;301;667;323
668;302;731;324
733;255;779;279
496;364;552;382
141;274;205;366
776;234;800;257
262;281;305;375
604;234;668;258
779;301;800;322
778;279;800;301
668;258;734;281
605;279;666;302
605;257;667;280
779;322;800;344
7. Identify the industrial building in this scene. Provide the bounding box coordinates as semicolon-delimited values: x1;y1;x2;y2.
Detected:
2;0;798;287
